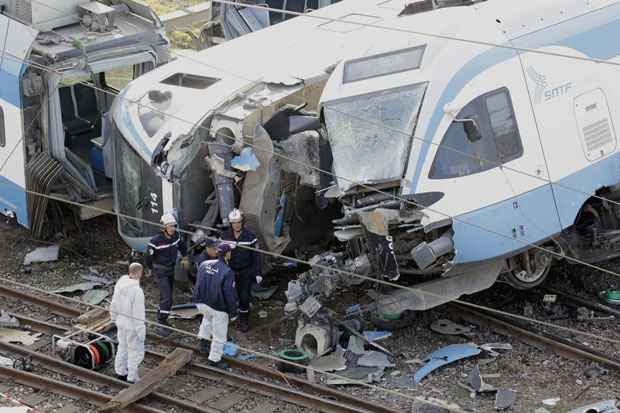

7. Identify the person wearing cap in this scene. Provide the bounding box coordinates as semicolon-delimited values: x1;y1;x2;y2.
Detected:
110;262;146;383
145;213;187;336
221;208;262;333
193;243;238;369
187;231;219;288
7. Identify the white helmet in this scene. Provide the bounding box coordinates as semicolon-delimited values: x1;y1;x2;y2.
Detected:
160;213;177;226
228;208;243;223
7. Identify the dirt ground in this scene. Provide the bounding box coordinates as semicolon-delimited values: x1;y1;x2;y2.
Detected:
0;215;619;412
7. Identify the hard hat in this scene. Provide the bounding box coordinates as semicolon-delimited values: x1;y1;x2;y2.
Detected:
216;243;233;256
228;208;243;223
160;213;177;226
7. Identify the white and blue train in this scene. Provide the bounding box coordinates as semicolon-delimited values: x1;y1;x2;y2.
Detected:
63;0;620;317
0;0;169;236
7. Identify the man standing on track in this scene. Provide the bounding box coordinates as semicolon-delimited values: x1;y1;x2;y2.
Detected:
145;213;187;336
193;243;238;369
221;208;262;333
110;262;146;383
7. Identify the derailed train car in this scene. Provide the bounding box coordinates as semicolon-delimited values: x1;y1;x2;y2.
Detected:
111;0;620;326
0;0;169;236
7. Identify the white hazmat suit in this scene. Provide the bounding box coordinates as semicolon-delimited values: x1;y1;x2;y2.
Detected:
110;275;146;382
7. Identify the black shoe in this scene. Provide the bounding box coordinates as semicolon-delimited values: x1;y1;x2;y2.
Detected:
116;374;127;382
199;339;211;353
208;359;229;369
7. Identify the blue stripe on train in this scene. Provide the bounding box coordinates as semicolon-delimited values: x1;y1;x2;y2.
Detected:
0;174;28;227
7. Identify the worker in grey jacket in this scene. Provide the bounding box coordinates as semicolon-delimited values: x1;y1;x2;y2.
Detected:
193;243;238;369
110;263;146;383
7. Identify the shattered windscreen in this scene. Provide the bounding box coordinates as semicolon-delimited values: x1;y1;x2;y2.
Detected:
323;83;426;191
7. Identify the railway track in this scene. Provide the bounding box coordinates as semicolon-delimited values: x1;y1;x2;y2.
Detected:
0;285;401;413
449;302;620;371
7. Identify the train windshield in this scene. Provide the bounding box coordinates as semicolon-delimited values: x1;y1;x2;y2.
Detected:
323;83;427;191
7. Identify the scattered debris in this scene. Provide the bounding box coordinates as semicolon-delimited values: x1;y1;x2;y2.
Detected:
0;329;41;346
81;289;109;305
300;296;322;318
430;319;473;336
251;284;278;300
576;306;614;321
584;365;608;379
231;147;260;172
275;348;310;374
368;366;385;383
238;354;257;361
346;335;365;355
80;271;113;286
414;344;481;384
0;355;14;367
223;342;238;357
363;331;392;342
542;398;561;407
542;294;557;304
51;282;102;294
534;408;552;413
523;302;534;318
23;245;60;265
567;399;619;413
0;407;33;412
495;389;517;410
309;350;347;372
467;365;496;393
357;351;395;369
389;374;415;388
0;311;19;328
480;343;513;358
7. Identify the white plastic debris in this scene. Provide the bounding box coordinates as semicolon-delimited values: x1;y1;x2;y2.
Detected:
542;398;561;407
23;245;60;265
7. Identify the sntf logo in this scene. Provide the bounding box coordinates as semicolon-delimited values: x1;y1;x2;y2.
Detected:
527;66;572;104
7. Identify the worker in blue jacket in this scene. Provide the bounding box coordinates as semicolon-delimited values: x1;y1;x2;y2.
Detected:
193;243;238;369
221;208;262;333
145;213;188;336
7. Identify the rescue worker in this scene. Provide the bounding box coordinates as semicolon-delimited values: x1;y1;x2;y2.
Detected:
110;262;146;383
193;243;238;369
145;213;188;336
194;237;219;269
221;208;262;333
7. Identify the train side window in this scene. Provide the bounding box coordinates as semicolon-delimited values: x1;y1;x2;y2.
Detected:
429;88;522;179
0;106;5;147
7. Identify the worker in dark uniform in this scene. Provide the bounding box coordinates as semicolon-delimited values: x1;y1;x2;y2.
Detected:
221;208;262;333
145;213;187;336
193;243;238;369
188;231;219;287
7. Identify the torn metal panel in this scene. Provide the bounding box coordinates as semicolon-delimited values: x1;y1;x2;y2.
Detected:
240;124;289;253
495;389;517;410
276;131;322;187
357;351;395;369
413;344;481;384
52;282;103;294
309;350;347;372
374;259;503;315
467;365;496;393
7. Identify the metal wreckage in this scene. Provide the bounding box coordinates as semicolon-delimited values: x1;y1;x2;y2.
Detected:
109;0;620;354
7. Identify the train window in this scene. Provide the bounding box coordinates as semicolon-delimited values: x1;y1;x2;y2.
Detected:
102;65;135;91
0;106;4;147
429;88;522;179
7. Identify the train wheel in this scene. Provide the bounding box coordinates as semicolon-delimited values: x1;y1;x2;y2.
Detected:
504;249;552;290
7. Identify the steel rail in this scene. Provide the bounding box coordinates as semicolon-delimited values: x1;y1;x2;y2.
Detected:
0;366;165;413
0;289;400;413
450;303;620;371
0;341;219;413
0;284;81;317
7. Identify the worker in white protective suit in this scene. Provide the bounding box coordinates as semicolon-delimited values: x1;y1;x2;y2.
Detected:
110;262;146;383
